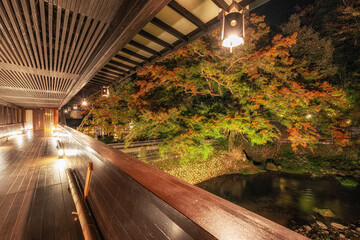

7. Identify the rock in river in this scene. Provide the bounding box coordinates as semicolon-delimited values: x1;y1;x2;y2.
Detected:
331;222;347;230
316;221;328;230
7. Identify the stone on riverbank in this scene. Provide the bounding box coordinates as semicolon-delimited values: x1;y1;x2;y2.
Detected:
316;221;328;230
266;162;278;171
331;222;347;230
313;207;336;218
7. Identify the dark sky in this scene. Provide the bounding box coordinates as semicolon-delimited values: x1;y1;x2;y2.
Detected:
254;0;314;28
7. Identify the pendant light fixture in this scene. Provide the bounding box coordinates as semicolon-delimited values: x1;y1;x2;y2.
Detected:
101;86;110;97
221;1;245;52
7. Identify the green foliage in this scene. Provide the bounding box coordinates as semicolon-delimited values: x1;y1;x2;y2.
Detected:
338;178;358;187
290;0;360;123
80;13;350;163
281;14;336;76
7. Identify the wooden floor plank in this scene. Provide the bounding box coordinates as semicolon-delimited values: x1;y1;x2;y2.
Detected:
0;131;83;240
54;183;71;240
0;193;17;230
10;189;34;240
26;186;45;239
0;191;26;239
42;185;56;240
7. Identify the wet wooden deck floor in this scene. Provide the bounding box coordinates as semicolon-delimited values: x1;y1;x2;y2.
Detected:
0;131;83;239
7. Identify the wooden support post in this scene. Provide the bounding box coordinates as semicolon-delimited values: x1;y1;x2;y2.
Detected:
84;162;93;200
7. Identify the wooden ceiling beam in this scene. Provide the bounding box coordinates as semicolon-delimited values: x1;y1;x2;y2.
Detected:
101;69;125;78
129;40;161;56
0;85;66;94
90;78;113;85
109;59;136;71
151;17;188;41
98;69;119;78
0;62;78;79
91;80;114;87
96;72;119;80
105;63;130;74
103;65;129;75
85;81;102;86
114;54;143;66
211;0;230;11
239;0;259;8
138;30;173;49
121;48;150;62
168;1;208;32
93;76;116;84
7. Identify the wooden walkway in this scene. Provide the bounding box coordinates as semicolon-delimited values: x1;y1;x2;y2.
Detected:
0;131;83;240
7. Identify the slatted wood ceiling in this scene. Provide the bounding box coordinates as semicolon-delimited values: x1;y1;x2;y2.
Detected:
0;0;121;108
0;0;269;108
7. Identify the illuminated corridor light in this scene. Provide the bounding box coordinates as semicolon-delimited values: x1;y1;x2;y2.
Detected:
56;140;65;158
58;148;64;157
55;158;67;170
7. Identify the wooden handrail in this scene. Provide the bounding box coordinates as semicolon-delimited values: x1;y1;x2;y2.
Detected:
66;168;98;240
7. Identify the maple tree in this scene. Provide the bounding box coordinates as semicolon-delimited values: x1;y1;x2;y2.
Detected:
81;14;350;162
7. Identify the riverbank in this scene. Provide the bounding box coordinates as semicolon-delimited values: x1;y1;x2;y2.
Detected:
149;150;263;184
196;172;360;240
148;142;360;186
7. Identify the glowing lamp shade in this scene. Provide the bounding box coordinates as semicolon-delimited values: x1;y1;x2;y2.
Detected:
221;4;245;52
82;100;87;106
58;148;64;157
101;86;110;97
222;35;244;48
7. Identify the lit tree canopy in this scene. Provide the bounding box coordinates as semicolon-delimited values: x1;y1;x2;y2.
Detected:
81;14;350;162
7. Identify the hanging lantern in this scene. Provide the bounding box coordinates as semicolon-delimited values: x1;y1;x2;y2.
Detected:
82;99;87;106
67;107;72;112
101;86;110;97
73;104;78;110
221;1;245;52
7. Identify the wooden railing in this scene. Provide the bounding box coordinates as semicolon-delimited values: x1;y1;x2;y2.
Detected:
58;125;307;240
0;123;23;140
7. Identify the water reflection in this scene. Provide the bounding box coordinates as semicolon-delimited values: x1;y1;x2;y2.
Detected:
197;172;360;227
298;189;315;214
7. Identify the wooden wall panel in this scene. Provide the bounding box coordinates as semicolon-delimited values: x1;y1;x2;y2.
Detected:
33;110;44;131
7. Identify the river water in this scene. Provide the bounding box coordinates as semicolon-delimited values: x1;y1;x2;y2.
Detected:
197;172;360;229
